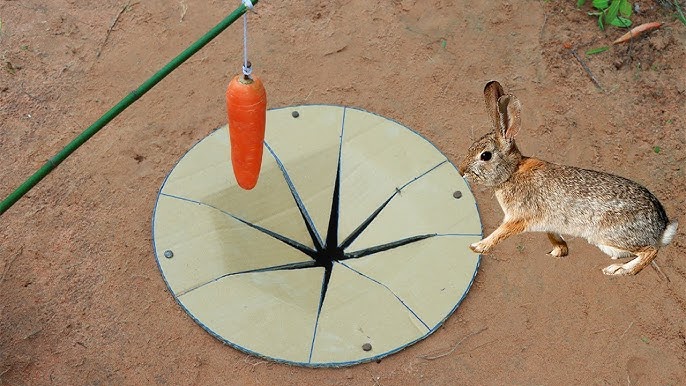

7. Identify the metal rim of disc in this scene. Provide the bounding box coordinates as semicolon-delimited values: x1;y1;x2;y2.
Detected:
151;105;483;367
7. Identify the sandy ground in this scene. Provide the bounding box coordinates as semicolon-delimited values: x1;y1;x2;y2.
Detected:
1;0;685;384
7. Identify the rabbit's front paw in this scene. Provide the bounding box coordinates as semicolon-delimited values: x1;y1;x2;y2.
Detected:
602;263;629;276
470;241;490;254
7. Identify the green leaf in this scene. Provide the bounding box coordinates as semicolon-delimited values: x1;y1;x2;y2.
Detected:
598;14;605;30
593;0;609;10
606;0;622;25
675;0;686;26
577;0;587;7
619;0;633;17
653;146;661;154
610;16;632;27
585;46;609;55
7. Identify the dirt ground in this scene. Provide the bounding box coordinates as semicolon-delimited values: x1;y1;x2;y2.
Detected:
1;0;685;384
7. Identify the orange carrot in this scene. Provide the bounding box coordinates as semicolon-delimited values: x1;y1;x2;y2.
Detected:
226;74;267;190
613;22;663;45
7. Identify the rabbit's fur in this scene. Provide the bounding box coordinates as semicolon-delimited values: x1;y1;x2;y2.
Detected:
459;81;678;276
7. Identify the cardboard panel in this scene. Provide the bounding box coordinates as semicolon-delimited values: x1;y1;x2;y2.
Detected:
154;195;312;295
347;162;482;251
338;109;446;244
179;268;324;363
310;262;428;365
161;127;314;248
264;106;345;246
344;236;480;330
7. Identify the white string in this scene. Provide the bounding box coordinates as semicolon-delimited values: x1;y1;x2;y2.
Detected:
242;0;253;77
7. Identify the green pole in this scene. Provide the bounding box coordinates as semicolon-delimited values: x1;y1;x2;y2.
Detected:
0;1;258;216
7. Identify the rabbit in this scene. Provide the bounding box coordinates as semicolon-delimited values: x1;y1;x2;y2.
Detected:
458;80;678;276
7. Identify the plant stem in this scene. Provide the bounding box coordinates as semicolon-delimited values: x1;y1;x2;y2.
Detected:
675;0;686;25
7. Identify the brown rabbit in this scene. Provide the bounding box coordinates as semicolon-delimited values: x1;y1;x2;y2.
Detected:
458;81;678;276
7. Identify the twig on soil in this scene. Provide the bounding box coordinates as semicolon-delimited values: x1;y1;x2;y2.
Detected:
466;338;497;353
593;328;609;334
418;326;488;360
304;88;314;102
371;375;381;386
0;246;22;285
650;260;669;282
570;49;603;91
617;24;640;66
624;38;634;66
618;321;634;340
439;64;456;98
186;55;208;65
540;13;549;39
179;1;188;22
489;254;511;262
97;1;131;58
24;327;43;340
242;355;266;367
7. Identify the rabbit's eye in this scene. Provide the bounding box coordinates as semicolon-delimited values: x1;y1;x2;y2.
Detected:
480;151;492;161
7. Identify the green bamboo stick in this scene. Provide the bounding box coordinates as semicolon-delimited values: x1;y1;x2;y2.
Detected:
0;1;258;216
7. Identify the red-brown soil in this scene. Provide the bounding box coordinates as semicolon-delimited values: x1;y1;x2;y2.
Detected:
1;0;685;384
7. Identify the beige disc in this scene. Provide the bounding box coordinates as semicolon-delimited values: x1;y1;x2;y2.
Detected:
152;105;482;367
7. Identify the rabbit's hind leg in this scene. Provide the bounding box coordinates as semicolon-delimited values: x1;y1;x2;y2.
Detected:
597;244;634;260
546;233;568;258
602;246;658;276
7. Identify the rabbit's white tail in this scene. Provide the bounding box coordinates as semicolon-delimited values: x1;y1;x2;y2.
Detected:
660;220;678;246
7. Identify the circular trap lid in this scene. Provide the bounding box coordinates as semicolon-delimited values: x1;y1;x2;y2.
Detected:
152;105;482;367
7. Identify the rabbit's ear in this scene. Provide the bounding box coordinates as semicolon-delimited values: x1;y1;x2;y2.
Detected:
497;95;521;140
484;81;504;131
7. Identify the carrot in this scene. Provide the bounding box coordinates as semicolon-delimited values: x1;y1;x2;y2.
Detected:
613;22;663;45
226;74;267;190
